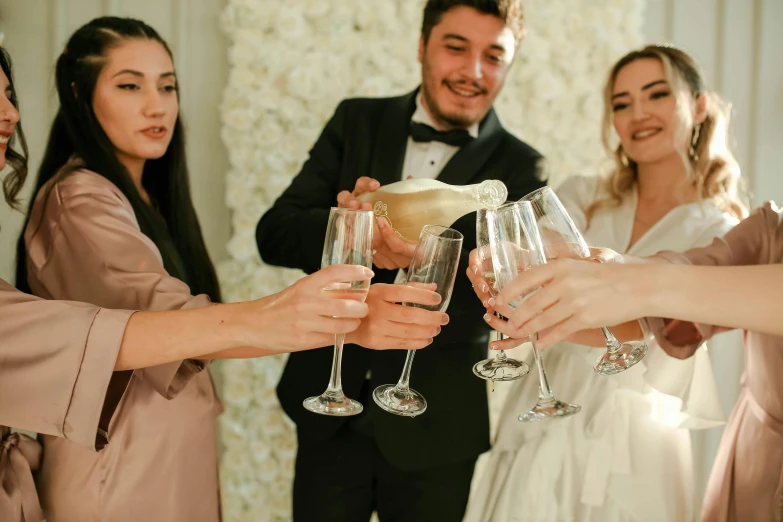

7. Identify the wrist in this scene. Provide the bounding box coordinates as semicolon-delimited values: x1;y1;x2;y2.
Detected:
230;297;273;351
617;253;646;264
636;264;678;319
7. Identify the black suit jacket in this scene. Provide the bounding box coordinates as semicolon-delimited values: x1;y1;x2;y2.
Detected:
256;89;545;471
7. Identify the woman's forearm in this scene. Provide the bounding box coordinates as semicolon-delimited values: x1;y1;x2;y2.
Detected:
639;264;783;336
115;301;267;370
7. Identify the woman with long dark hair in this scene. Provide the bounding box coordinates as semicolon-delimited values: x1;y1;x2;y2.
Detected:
12;16;445;521
13;18;228;521
0;31;444;520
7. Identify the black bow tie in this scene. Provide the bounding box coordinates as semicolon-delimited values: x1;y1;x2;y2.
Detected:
409;121;474;147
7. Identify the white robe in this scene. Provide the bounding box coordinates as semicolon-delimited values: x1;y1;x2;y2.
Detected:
464;175;739;522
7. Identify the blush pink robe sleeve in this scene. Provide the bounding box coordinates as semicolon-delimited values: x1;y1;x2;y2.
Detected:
646;202;783;522
24;169;222;522
0;279;134;522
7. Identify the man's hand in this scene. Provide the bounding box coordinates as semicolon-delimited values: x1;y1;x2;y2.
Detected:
337;176;380;210
346;283;449;350
372;219;417;270
336;176;417;270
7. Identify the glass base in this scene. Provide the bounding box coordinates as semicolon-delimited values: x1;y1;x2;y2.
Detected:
303;391;363;416
593;340;649;376
472;357;530;381
518;399;581;422
372;384;427;417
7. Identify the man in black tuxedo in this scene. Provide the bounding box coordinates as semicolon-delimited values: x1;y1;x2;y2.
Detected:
256;1;545;520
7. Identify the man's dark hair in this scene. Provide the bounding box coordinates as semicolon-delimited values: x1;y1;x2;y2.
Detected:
421;0;526;45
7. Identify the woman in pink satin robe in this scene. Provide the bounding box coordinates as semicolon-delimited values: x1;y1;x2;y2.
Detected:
0;31;443;520
472;202;783;521
14;18;225;522
652;203;783;522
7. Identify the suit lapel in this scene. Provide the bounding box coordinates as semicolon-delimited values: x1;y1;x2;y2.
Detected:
437;108;505;186
369;90;417;186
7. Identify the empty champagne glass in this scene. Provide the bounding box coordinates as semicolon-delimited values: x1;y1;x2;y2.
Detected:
303;208;374;416
521;186;648;375
373;225;463;417
489;201;581;422
472;206;530;381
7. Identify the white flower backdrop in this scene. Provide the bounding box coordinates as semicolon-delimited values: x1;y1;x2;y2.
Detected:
216;1;645;520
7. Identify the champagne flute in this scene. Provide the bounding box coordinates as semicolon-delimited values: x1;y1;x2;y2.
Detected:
373;225;463;417
521;186;648;375
489;201;581;422
472;207;530;381
303;208;374;416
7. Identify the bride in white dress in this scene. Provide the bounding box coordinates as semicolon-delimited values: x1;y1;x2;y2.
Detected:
464;45;747;522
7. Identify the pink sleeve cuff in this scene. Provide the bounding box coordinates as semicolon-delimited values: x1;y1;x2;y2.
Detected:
63;308;135;449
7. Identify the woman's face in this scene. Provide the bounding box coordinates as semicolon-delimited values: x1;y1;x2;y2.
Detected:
92;39;178;173
610;58;698;166
0;68;21;172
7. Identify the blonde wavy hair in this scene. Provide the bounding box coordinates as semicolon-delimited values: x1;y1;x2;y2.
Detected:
586;44;747;225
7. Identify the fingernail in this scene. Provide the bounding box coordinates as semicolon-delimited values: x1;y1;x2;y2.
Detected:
490;343;498;350
363;268;374;277
472;265;479;275
427;338;434;345
436;326;441;334
441;314;449;324
480;283;488;294
377;218;385;228
371;181;380;188
487;298;496;308
483;313;491;323
431;293;441;303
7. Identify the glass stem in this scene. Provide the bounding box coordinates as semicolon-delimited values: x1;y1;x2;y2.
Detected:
530;334;555;402
495;316;507;360
395;350;416;392
600;327;623;353
325;333;345;396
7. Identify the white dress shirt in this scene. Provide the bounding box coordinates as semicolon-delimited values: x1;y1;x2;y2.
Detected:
401;93;479;182
392;94;479;286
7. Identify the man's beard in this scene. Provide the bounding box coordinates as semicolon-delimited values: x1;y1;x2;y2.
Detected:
420;80;481;130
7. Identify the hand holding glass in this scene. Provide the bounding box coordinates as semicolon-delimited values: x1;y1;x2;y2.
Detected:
488;202;581;422
303;208;374;416
472;207;530;381
372;225;463;417
521;187;648;375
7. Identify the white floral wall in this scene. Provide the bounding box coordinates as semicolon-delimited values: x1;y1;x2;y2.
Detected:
216;1;645;520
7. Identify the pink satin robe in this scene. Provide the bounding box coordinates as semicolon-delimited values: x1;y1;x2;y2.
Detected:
0;279;134;522
654;202;783;521
23;168;222;522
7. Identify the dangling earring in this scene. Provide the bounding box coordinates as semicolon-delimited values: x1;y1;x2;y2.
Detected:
618;146;630;168
689;123;701;161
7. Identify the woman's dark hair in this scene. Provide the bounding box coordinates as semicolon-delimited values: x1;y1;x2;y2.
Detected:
15;16;221;302
0;46;29;210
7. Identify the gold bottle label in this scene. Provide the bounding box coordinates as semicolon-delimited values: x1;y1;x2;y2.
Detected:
371;200;404;238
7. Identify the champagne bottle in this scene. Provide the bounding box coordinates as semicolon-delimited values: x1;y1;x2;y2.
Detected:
356;179;508;241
